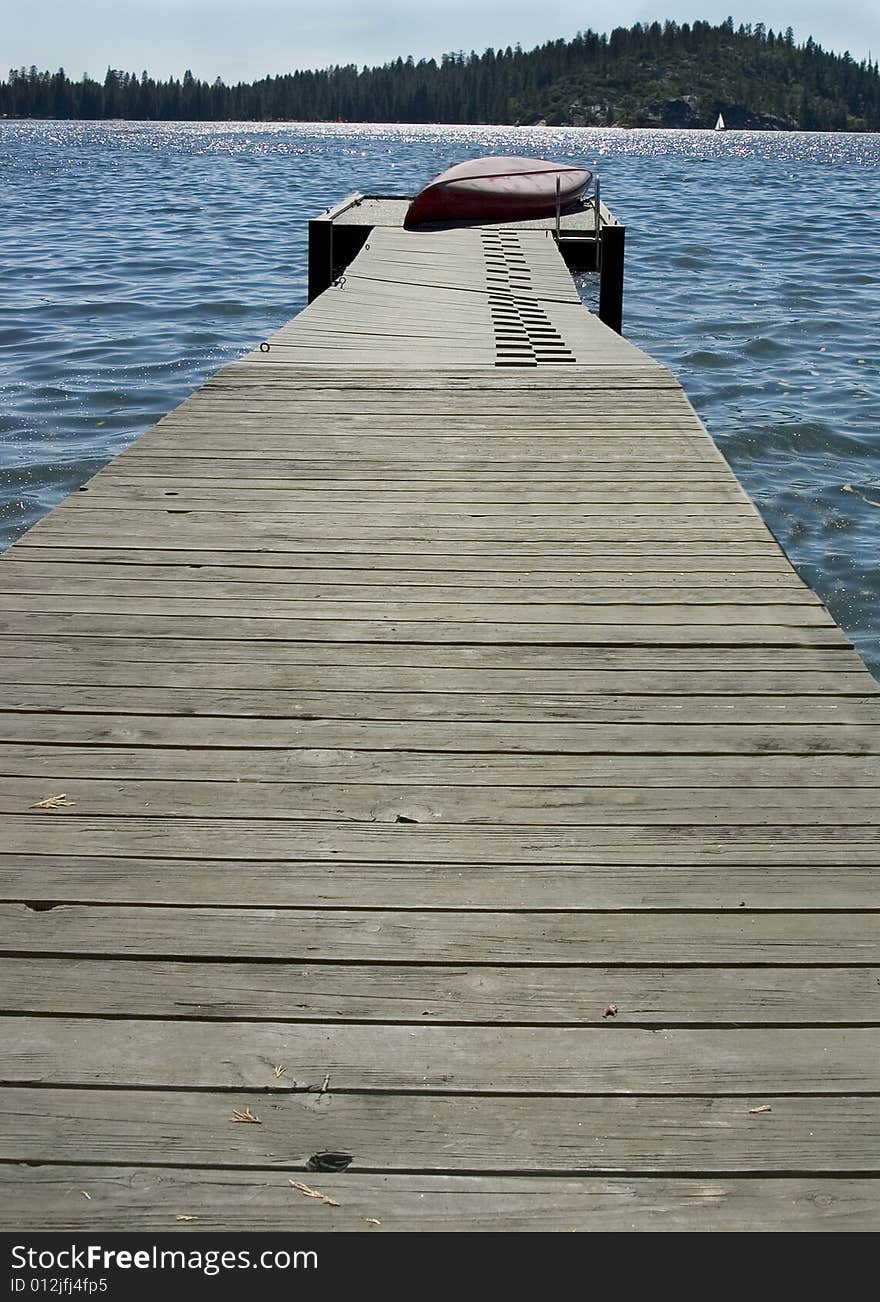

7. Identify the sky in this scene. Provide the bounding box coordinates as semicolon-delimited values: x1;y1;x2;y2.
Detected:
3;2;878;83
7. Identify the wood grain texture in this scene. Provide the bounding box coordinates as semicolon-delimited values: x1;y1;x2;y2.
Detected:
3;776;880;826
0;713;874;750
2;904;876;964
2;855;877;909
5;1167;878;1232
2;1088;877;1173
3;818;879;864
0;636;866;669
2;959;877;1024
0;217;878;1230
0;595;834;625
5;746;880;784
5;1018;877;1093
0;662;873;694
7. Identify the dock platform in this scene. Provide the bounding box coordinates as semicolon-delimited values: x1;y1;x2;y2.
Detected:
1;217;879;1232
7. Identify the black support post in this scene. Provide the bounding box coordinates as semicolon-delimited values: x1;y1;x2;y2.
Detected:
598;223;626;334
307;217;333;303
307;193;365;302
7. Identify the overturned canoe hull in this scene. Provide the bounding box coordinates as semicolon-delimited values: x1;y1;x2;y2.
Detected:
404;155;592;228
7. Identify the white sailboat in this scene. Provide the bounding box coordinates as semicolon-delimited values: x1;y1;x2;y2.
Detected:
714;112;726;130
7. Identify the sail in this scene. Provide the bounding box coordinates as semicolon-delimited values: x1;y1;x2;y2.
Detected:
715;112;726;130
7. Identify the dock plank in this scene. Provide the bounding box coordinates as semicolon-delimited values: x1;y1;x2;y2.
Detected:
4;1167;877;1232
2;1089;877;1174
2;855;877;910
5;1019;878;1094
3;687;877;721
1;904;876;965
0;713;873;751
2;959;877;1024
4;776;880;825
2;819;878;863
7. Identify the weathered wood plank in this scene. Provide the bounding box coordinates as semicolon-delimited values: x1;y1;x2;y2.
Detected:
59;499;763;526
4;819;877;864
0;712;873;751
2;854;876;909
162;391;691;406
75;484;756;509
30;518;778;546
0;636;863;671
6;1019;877;1094
3;545;801;573
0;579;821;607
5;687;877;725
2;959;876;1024
2;1089;876;1173
0;562;813;596
6;524;782;553
4;1166;877;1231
79;481;750;504
6;615;847;648
4;777;880;826
137;413;703;431
12;538;791;564
113;452;730;470
192;380;687;400
129;421;713;438
110;456;725;476
0;596;834;628
1;662;873;696
5;745;880;785
1;904;876;964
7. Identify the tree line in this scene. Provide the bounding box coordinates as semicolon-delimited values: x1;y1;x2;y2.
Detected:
2;19;878;130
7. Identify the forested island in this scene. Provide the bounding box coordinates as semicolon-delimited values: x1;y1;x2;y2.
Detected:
3;18;879;131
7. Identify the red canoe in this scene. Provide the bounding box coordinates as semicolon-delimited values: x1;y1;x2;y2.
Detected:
404;155;592;228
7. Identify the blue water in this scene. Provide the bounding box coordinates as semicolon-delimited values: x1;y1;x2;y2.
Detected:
1;121;879;675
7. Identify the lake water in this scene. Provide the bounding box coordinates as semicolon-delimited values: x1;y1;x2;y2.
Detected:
1;121;878;676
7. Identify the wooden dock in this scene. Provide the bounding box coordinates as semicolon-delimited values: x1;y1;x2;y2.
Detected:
1;217;879;1232
308;191;627;332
